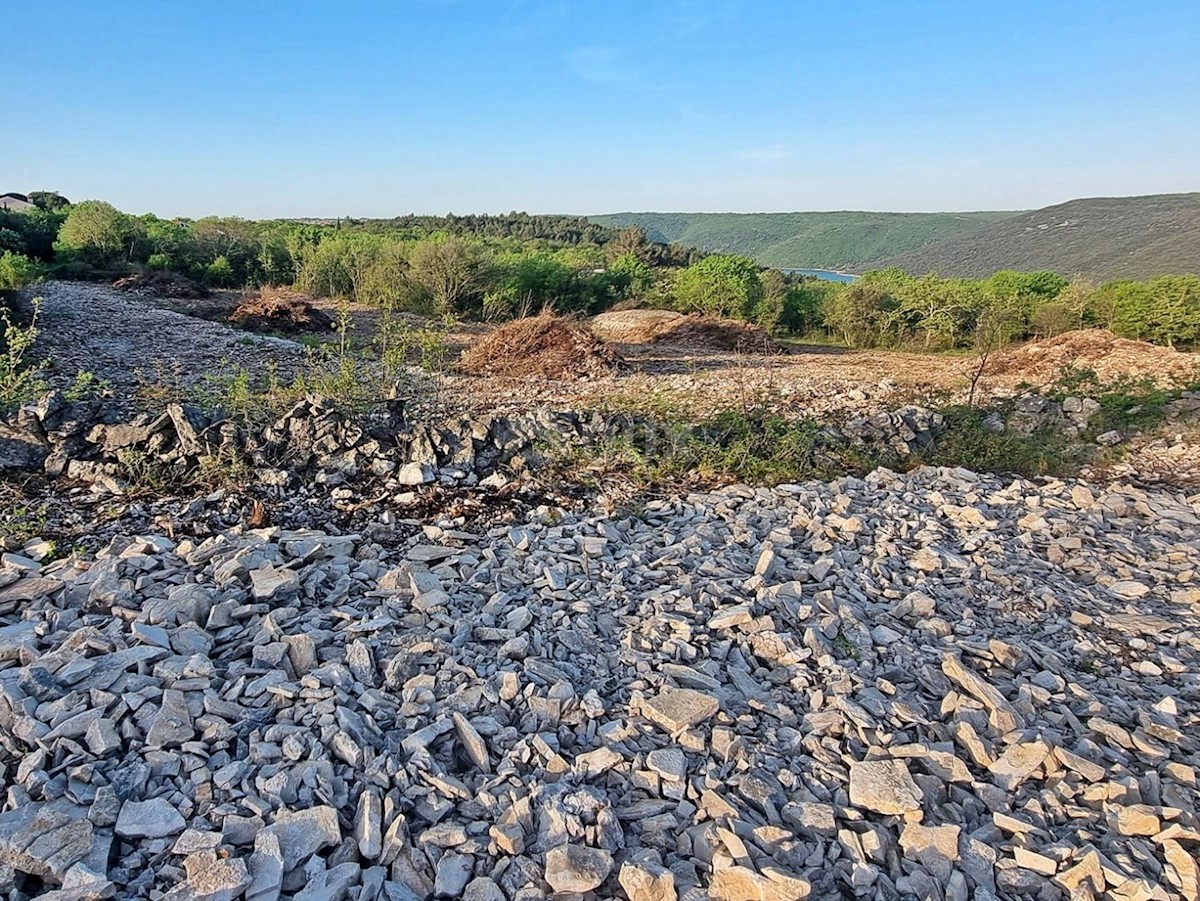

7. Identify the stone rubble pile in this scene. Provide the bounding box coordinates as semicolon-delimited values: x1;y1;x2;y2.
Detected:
1000;395;1104;439
837;407;944;458
0;393;952;493
0;465;1197;899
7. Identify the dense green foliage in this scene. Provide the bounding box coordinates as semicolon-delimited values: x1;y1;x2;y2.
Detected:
589;210;1016;270
2;192;1196;350
0;252;40;292
864;193;1200;281
673;255;764;318
814;267;1200;349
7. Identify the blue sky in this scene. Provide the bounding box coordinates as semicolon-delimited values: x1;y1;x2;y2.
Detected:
4;0;1197;217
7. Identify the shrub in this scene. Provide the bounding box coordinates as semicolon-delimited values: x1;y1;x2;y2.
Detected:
0;229;26;255
0;252;39;291
204;256;236;287
0;298;46;412
673;255;763;319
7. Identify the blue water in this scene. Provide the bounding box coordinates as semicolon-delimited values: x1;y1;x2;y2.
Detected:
783;268;857;283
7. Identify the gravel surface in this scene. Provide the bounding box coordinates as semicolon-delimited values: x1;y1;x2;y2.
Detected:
0;466;1197;899
22;281;305;399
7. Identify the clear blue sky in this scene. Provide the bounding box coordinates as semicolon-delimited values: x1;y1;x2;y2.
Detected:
4;0;1197;217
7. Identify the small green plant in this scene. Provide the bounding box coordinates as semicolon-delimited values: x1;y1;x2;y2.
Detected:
920;405;1081;478
0;501;49;545
0;297;47;411
64;369;110;402
134;360;191;408
832;633;860;660
117;443;252;494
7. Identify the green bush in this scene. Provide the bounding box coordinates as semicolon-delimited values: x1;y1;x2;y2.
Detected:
0;252;39;291
204;256;236;287
0;298;46;412
673;255;763;318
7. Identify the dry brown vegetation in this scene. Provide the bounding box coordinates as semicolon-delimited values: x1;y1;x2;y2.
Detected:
457;311;622;378
228;287;334;334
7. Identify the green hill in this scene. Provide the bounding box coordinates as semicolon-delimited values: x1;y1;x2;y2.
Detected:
587;210;1016;270
859;193;1200;281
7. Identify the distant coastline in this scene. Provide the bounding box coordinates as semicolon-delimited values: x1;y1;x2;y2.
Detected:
782;267;858;283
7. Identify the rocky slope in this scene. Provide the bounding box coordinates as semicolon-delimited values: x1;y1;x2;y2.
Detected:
0;465;1197;899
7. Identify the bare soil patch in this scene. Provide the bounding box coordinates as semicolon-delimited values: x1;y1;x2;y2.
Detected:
458;312;622;378
988;329;1200;385
589;309;682;342
591;310;784;354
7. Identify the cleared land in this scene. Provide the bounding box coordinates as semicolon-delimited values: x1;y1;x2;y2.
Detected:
2;281;1199;901
25;282;1200;422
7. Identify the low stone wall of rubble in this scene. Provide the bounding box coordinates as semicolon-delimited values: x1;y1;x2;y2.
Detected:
0;393;947;492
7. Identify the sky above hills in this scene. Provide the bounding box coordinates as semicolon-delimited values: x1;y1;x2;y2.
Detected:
5;0;1198;218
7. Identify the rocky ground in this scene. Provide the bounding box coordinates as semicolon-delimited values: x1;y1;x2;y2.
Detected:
2;281;1198;900
0;467;1198;900
20;283;305;401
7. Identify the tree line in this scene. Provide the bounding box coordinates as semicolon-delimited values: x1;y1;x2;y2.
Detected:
653;257;1199;350
1;194;1197;349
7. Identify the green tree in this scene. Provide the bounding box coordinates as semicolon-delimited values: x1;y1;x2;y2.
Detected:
204;256;236;287
143;216;191;271
1053;278;1096;329
27;191;70;212
823;283;897;346
609;253;654;298
187;217;261;283
673;255;763;318
983;270;1069;303
0;209;65;261
55;200;135;267
754;269;791;333
408;236;491;317
0;229;26;255
1096;281;1155;338
1146;275;1200;347
895;275;983;348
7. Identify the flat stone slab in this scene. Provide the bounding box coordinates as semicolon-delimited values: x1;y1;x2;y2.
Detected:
642;688;719;732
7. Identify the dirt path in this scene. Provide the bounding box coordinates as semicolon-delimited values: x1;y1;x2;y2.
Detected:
21;281;306;399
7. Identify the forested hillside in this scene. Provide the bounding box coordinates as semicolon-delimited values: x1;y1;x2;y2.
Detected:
588;211;1015;270
862;193;1200;280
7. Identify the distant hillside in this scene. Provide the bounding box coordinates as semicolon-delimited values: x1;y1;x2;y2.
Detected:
588;210;1015;270
862;193;1200;281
